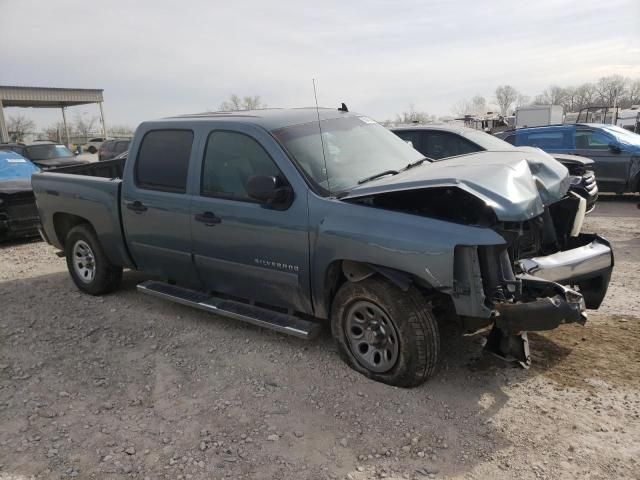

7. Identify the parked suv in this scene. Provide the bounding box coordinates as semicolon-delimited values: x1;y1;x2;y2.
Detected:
495;124;640;193
98;139;130;161
391;124;598;212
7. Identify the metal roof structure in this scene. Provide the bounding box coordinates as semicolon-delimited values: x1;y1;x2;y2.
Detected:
0;85;106;144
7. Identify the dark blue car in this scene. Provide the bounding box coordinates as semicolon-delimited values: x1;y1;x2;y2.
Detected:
0;150;41;240
497;124;640;193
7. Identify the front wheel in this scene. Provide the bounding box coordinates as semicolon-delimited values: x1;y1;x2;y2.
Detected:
65;224;122;295
87;146;97;154
331;277;440;388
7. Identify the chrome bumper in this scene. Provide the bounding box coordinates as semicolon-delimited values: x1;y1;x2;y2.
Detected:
516;234;614;309
517;235;612;283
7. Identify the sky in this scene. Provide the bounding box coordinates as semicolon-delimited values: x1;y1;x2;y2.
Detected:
1;0;639;131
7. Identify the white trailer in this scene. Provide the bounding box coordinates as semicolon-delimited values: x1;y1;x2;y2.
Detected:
515;105;564;128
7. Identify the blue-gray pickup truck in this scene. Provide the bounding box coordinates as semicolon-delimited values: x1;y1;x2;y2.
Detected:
32;108;614;387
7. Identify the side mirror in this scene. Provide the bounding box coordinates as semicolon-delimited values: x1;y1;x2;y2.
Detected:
246;175;292;206
609;142;622;154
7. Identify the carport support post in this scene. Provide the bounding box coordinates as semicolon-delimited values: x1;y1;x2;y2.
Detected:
0;99;8;143
61;106;70;147
99;101;107;139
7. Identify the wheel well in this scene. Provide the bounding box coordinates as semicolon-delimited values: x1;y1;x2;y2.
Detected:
323;260;434;317
53;213;93;247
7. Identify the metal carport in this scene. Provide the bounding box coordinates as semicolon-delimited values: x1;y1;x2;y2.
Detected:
0;85;106;145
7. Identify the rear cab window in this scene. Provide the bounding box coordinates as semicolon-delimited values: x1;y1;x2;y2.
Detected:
135;130;193;193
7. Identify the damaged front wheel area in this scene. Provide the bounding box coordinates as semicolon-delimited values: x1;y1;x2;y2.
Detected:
484;277;587;367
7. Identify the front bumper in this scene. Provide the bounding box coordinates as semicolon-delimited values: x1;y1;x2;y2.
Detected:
517;234;613;309
494;234;614;333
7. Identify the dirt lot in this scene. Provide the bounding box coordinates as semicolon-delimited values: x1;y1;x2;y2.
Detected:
1;195;639;480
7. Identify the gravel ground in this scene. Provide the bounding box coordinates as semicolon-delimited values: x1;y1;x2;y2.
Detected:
0;195;638;480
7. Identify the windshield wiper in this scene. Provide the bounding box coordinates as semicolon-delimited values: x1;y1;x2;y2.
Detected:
403;157;430;170
357;169;399;185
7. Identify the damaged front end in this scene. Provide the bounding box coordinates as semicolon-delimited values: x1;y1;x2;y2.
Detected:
472;196;614;366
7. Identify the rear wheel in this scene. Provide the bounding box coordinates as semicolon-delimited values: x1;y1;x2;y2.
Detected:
331;277;440;387
65;224;122;295
87;146;97;154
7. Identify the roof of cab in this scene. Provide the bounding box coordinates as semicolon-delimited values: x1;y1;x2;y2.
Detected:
158;107;357;131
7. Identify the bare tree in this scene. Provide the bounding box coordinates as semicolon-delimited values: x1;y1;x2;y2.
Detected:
534;85;567;106
109;124;136;137
626;79;640;106
219;94;266;111
73;113;98;139
43;122;68;142
7;114;36;142
595;75;627;106
470;95;488;116
394;104;435;124
494;85;519;116
451;98;472;117
516;94;531;108
573;83;597;111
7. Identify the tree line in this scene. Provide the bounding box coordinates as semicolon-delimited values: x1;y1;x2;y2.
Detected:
5;112;134;143
452;75;640;118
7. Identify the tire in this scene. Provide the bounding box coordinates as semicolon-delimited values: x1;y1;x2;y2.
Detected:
331;276;440;388
87;146;97;154
65;224;122;295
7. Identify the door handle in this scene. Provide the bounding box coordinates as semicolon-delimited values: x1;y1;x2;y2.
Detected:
126;200;147;213
194;211;222;226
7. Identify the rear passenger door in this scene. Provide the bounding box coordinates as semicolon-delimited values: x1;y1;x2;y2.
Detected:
573;127;630;192
121;129;202;288
190;128;312;313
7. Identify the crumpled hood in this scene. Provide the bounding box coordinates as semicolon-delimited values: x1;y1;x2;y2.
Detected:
0;178;33;195
343;150;570;222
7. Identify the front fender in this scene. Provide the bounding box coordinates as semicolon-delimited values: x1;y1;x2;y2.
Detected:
308;194;505;318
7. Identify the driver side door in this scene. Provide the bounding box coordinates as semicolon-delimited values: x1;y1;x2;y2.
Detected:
190;129;312;313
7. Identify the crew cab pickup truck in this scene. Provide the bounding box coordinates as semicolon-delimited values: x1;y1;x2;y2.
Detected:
32;108;614;387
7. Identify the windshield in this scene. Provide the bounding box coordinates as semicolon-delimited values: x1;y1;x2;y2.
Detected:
601;125;640;145
26;144;74;160
273;116;424;194
0;153;39;180
462;129;515;151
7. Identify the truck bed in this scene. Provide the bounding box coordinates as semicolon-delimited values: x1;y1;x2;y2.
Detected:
31;157;133;268
46;157;125;178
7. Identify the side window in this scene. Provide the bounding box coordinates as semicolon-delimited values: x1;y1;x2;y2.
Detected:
135;130;193;193
394;131;423;154
115;141;128;154
503;135;516;145
575;129;611;150
524;131;566;149
201;131;283;201
424;132;479;159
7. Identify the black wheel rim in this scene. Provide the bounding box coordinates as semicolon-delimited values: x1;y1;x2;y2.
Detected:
344;300;399;373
